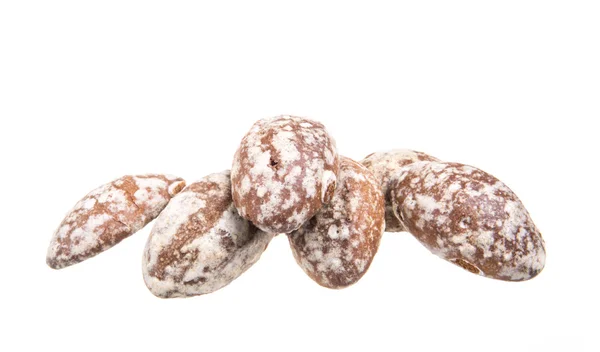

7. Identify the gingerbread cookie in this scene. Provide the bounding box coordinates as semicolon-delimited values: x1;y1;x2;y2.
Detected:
288;156;384;288
232;115;339;234
143;171;273;298
391;161;545;281
47;174;185;269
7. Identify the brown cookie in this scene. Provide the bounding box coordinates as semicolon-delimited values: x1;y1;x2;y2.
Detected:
360;149;439;232
231;115;339;234
47;174;186;269
143;170;273;298
288;156;384;289
390;161;546;281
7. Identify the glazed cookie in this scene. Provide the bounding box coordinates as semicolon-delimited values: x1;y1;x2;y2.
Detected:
143;171;273;298
361;149;439;232
288;156;384;288
47;174;186;269
231;115;339;234
390;161;546;281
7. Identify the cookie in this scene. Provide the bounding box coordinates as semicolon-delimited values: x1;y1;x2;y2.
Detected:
390;161;546;281
288;156;384;288
361;149;439;232
47;174;186;269
231;115;339;234
143;170;273;298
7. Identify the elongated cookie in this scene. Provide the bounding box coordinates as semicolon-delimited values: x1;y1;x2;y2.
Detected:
143;170;273;298
47;174;186;269
288;156;384;288
361;149;439;232
390;161;546;281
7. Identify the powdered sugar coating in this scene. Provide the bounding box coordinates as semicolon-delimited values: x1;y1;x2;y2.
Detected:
288;156;384;288
360;149;439;232
47;174;186;269
143;170;273;298
231;115;339;233
390;161;545;281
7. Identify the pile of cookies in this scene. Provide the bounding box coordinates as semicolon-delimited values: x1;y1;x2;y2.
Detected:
47;116;546;298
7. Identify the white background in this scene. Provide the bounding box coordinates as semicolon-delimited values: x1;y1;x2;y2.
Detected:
1;1;598;351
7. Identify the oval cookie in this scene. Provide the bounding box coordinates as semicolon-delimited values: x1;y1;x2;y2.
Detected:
288;156;384;288
232;115;339;234
47;174;186;269
360;149;439;232
143;170;273;298
390;161;546;281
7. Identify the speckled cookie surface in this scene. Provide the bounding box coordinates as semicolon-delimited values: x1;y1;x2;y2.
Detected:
231;115;339;234
360;149;439;232
288;156;384;288
143;171;273;298
47;174;186;269
390;161;545;281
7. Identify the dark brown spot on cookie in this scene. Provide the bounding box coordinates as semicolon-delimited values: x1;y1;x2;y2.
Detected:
184;277;207;285
170;181;185;195
458;216;472;229
269;157;279;169
452;258;481;274
219;231;236;251
323;180;336;204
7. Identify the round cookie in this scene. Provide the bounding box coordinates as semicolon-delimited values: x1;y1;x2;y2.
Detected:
361;149;439;232
47;174;186;269
231;115;339;234
143;170;273;298
390;161;546;281
288;156;384;289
